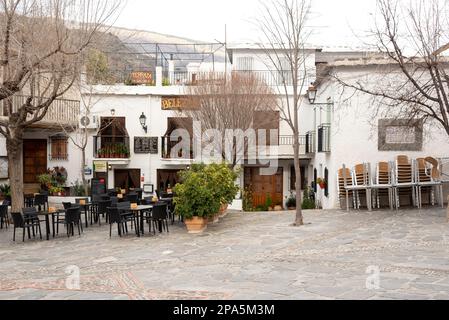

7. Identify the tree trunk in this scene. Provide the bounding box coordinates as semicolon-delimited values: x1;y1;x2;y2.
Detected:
81;148;88;196
293;137;304;226
6;128;24;213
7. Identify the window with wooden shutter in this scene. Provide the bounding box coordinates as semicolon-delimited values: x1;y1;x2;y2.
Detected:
254;111;280;146
50;136;68;160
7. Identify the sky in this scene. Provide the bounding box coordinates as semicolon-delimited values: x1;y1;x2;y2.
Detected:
115;0;379;49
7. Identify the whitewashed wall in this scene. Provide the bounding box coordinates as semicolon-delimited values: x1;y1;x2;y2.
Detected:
311;67;449;209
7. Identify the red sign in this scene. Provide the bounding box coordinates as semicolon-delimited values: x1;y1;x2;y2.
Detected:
130;71;153;85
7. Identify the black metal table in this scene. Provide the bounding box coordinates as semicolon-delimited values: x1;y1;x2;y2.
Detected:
127;205;153;237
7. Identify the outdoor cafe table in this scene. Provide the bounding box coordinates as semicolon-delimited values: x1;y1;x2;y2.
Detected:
74;202;96;228
25;210;62;241
127;205;153;237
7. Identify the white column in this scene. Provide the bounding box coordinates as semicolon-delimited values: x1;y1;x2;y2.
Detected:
156;66;163;87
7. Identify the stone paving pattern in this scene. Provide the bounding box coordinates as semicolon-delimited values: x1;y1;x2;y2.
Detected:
0;209;449;300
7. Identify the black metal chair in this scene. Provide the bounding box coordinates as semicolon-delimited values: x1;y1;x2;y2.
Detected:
142;197;157;205
97;200;111;225
125;193;139;204
11;212;42;242
34;194;47;212
0;204;9;229
151;203;169;234
108;207;137;237
65;207;82;237
110;197;118;207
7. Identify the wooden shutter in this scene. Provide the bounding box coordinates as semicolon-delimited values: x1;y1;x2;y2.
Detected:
50;136;68;160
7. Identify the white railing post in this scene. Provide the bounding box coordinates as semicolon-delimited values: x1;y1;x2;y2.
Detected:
156;66;163;87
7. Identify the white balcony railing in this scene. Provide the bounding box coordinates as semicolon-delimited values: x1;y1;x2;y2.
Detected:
1;95;80;125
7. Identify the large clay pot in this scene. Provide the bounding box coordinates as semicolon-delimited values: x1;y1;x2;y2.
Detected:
185;216;207;234
219;203;228;218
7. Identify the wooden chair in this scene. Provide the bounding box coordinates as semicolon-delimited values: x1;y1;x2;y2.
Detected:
371;162;394;210
337;167;356;211
394;155;416;209
352;164;371;210
415;157;444;208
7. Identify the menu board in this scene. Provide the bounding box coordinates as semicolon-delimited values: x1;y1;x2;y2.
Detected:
91;178;106;196
134;137;158;154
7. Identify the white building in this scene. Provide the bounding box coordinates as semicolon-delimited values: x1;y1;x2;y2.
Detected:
2;43;448;210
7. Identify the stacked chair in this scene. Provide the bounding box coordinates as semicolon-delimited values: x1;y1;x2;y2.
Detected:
337;167;355;210
414;157;444;208
339;155;445;211
352;163;373;210
395;155;416;209
371;162;394;210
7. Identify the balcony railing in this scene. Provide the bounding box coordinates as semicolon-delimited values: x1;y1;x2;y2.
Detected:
305;131;316;154
317;124;331;153
279;135;307;155
94;136;130;159
161;136;194;160
163;70;314;87
1;95;80;125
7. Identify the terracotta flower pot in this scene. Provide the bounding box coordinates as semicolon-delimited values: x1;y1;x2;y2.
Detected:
184;216;207;234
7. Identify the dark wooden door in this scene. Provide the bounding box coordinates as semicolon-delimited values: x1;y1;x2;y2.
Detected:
114;169;141;192
23;139;47;183
157;169;181;193
245;167;283;208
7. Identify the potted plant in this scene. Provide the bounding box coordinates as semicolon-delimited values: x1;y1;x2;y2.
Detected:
302;188;316;210
0;184;11;201
202;163;239;219
174;167;219;233
317;177;327;189
286;193;296;210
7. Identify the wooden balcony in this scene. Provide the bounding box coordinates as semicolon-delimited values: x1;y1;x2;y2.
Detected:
1;95;80;129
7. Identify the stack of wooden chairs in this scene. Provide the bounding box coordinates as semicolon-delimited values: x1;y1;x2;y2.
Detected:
337;168;355;210
372;162;394;209
352;164;371;210
395;155;416;208
338;155;444;211
415;157;444;208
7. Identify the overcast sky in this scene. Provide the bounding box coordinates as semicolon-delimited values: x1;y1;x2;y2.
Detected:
115;0;378;49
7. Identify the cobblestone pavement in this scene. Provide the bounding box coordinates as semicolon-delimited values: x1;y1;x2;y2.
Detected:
1;208;449;300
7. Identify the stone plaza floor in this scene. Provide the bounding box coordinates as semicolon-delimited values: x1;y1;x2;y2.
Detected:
0;208;449;300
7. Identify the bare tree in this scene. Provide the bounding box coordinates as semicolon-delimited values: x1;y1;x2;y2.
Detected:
0;0;122;212
256;0;313;226
180;72;277;168
333;0;449;136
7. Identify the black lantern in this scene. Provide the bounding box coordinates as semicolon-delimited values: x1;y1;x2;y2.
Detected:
307;84;317;104
139;112;148;133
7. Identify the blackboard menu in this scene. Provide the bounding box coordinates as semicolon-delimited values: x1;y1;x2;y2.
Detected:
134;137;158;154
91;178;106;196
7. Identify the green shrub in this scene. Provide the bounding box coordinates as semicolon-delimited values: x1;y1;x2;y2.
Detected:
242;186;254;212
301;188;316;210
0;184;11;197
174;163;239;220
265;193;273;209
286;193;296;208
71;180;87;197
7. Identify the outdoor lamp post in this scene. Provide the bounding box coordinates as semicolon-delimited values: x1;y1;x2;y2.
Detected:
139;112;148;134
307;84;317;104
